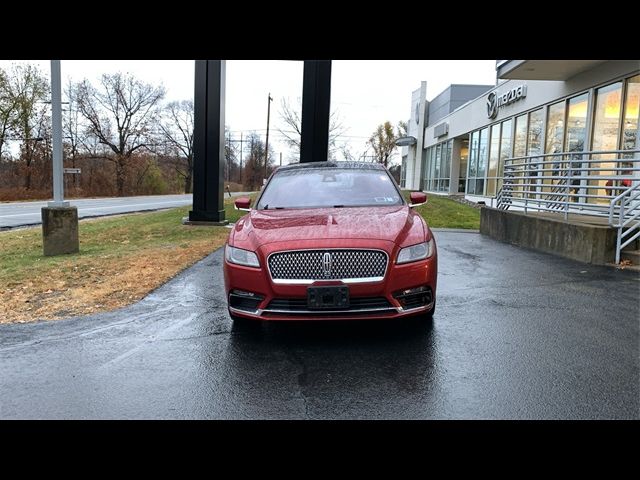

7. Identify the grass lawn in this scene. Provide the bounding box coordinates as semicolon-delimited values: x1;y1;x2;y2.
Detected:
402;191;480;230
0;194;256;324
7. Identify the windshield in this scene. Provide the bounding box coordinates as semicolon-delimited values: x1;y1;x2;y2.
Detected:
257;168;403;209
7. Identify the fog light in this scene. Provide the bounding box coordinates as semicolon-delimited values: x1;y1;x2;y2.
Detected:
393;286;432;309
229;290;264;312
232;289;256;297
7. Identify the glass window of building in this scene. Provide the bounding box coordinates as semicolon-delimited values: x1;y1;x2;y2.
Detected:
527;108;543;156
514;114;528;158
622;74;639;153
434;143;441;186
546;101;565;154
564;92;589;203
468;131;479;194
422;140;453;193
499;119;513;184
565;93;588;153
476;127;489;195
543;101;566;193
487;123;501;196
592;82;623;152
459;139;468;193
591;82;623;202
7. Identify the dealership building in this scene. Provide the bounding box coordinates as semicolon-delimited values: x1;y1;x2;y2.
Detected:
400;60;640;207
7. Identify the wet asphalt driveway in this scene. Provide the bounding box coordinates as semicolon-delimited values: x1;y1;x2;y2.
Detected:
1;231;638;419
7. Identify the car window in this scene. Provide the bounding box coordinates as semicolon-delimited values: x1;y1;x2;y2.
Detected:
257;168;403;209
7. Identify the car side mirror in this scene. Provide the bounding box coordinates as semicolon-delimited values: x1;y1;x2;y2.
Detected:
234;197;251;211
409;192;427;208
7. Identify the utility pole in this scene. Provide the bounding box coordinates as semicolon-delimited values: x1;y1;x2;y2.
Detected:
50;61;67;208
41;60;79;256
227;134;231;182
228;133;247;185
265;93;273;178
280;152;282;167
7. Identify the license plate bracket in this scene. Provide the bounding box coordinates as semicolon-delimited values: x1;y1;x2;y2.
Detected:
307;286;350;310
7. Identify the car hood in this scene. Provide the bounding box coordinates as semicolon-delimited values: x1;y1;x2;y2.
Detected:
233;206;425;249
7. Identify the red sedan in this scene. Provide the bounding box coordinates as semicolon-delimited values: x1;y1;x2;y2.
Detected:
223;161;437;323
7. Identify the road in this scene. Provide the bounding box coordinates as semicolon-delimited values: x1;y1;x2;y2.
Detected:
0;192;252;229
0;231;638;419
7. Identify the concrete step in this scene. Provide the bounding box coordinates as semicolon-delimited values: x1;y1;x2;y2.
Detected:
620;249;640;265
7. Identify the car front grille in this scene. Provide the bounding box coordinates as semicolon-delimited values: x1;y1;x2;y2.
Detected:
268;249;388;283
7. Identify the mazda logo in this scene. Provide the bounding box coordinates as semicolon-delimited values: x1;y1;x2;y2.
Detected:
322;252;332;277
487;92;498;119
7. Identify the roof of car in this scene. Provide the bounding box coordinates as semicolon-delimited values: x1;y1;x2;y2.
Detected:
277;161;386;172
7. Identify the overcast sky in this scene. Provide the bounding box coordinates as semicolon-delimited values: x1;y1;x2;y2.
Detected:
0;60;497;164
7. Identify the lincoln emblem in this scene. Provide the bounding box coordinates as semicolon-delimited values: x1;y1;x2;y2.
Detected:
322;252;332;277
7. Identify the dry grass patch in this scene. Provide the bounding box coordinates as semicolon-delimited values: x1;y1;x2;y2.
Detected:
0;206;233;324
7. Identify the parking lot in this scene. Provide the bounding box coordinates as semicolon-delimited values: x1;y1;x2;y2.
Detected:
0;231;638;419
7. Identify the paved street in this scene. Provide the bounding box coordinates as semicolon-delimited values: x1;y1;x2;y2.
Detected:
0;231;638;419
0;192;252;229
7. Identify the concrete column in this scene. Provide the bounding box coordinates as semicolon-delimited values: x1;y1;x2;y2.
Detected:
42;207;79;256
449;139;462;194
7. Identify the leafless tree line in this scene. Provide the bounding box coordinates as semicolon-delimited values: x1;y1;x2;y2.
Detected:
0;63;276;200
0;62;403;201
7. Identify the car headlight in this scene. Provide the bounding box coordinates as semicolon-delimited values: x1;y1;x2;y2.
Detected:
225;244;260;268
397;239;435;264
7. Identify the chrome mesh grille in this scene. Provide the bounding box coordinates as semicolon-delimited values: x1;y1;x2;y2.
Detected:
268;249;387;281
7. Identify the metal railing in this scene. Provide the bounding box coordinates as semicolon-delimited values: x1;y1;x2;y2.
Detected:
609;182;640;263
496;149;640;263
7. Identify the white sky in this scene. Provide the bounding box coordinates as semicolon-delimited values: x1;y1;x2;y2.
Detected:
0;60;497;164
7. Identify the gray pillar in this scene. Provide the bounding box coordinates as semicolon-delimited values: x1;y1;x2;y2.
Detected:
42;60;78;256
300;60;332;163
42;207;79;256
187;60;228;225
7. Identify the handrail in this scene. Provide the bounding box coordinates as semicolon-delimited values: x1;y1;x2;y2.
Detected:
609;183;640;263
496;149;640;264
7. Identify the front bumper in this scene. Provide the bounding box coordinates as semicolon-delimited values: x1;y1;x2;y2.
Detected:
223;244;437;321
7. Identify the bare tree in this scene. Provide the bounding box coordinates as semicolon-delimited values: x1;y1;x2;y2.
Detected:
159;100;193;193
8;64;49;189
278;97;347;159
75;72;165;196
368;121;405;168
63;79;88;192
0;67;21;161
242;132;275;190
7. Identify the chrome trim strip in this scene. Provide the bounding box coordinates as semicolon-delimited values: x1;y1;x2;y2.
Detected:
262;306;397;314
230;301;434;318
271;276;385;285
266;248;389;285
229;306;262;316
397;301;434;313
